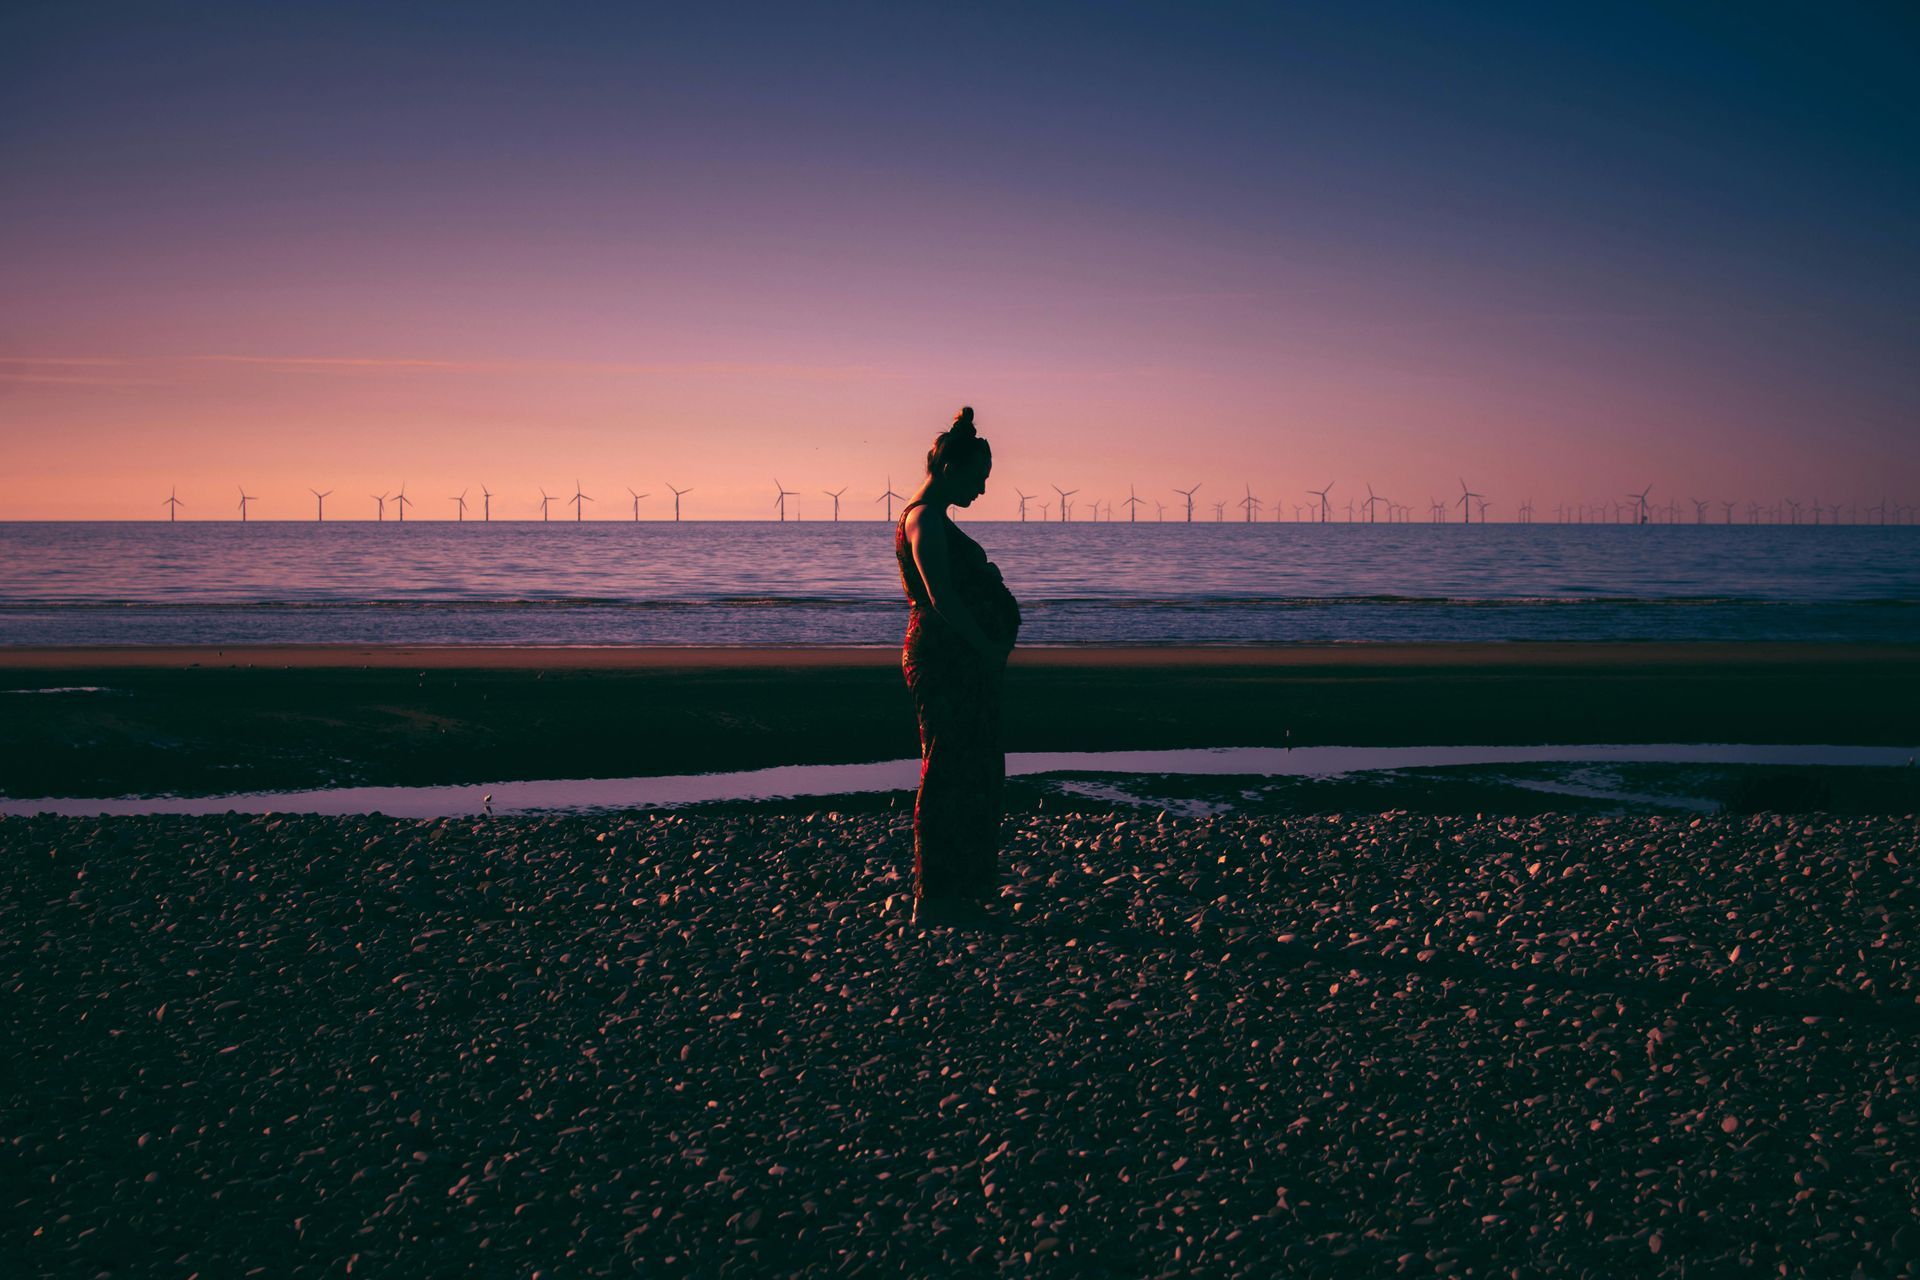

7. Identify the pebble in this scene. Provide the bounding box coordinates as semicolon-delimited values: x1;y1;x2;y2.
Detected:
2;805;1914;1277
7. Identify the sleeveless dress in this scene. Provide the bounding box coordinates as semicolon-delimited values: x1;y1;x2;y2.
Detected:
895;500;1023;902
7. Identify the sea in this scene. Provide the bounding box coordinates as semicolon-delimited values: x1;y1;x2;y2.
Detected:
0;521;1915;647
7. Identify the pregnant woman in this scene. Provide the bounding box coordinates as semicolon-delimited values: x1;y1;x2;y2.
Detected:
895;406;1022;926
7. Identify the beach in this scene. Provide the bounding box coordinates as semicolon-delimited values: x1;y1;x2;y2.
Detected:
5;642;1918;1276
4;642;1917;800
6;804;1915;1277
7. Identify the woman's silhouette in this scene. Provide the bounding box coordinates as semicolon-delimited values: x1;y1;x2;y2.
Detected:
896;407;1022;926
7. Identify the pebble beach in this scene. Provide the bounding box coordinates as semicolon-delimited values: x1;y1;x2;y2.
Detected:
6;805;1916;1278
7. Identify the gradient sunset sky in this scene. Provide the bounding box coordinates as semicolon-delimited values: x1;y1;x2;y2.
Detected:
3;1;1916;520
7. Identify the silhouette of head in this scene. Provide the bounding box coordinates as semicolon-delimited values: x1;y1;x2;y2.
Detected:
927;406;992;506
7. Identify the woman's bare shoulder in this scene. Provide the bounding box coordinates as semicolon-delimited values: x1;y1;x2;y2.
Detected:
902;505;943;540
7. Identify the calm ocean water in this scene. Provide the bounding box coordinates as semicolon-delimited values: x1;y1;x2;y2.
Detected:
0;521;1915;646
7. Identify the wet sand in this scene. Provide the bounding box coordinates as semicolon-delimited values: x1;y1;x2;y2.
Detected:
3;642;1917;799
5;805;1914;1277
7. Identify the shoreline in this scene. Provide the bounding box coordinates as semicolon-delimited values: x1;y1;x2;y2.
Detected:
4;639;1914;670
7;641;1918;800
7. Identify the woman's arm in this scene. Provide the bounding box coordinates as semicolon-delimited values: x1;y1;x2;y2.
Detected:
906;507;1007;662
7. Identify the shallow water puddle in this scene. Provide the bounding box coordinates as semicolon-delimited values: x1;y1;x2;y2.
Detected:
1;743;1913;819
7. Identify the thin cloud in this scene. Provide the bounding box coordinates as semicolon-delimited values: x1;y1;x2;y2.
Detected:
0;356;141;366
192;355;894;381
0;372;170;385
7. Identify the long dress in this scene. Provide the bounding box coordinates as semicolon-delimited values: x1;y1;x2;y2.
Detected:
895;499;1023;901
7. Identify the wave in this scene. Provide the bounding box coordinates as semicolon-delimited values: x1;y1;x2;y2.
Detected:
2;594;1917;610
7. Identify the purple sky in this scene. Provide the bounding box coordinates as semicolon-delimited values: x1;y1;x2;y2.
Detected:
3;2;1916;518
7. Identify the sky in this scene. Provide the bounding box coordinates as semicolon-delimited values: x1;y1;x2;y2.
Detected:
2;0;1917;520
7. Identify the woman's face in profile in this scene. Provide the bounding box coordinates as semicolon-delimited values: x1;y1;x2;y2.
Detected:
949;456;991;507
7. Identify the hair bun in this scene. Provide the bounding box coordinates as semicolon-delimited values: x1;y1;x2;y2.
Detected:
951;406;976;438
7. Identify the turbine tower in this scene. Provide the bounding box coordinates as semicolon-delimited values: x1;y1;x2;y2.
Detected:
773;479;797;521
310;488;331;521
570;480;592;522
627;487;649;520
236;485;257;522
876;477;906;521
1456;478;1482;525
538;488;554;522
667;483;690;521
1174;483;1202;523
371;492;389;522
394;483;412;523
1363;483;1387;524
1015;490;1035;522
1240;483;1261;523
163;487;184;522
1627;484;1653;526
1052;484;1077;523
1307;482;1333;524
823;487;847;521
481;486;493;522
1123;484;1145;523
450;489;468;521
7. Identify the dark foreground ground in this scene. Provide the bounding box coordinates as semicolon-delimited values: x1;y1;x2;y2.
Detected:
3;642;1918;799
4;805;1916;1278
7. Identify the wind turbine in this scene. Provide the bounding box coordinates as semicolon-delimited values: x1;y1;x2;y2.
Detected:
773;479;796;522
627;487;649;520
1456;478;1482;525
876;477;906;521
1307;482;1333;524
823;486;847;521
1362;483;1387;524
371;492;389;522
570;480;592;522
310;488;332;521
1174;483;1202;523
1052;484;1077;523
163;487;184;522
1626;484;1652;525
1015;490;1035;522
1155;500;1165;521
450;489;468;521
1211;500;1227;522
236;485;257;522
394;483;413;523
481;486;493;522
667;483;691;521
1123;485;1145;523
538;488;554;522
1240;483;1261;522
